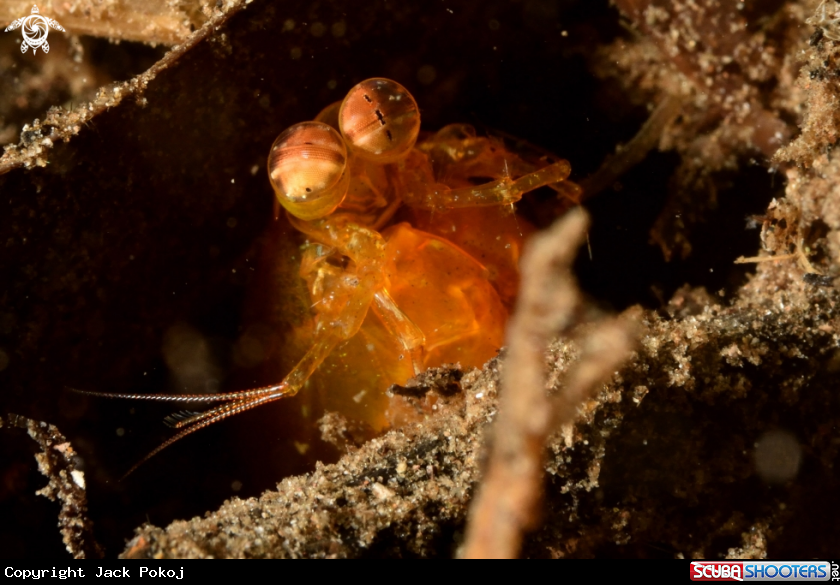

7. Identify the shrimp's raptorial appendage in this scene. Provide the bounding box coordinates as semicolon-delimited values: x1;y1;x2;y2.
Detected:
76;77;578;474
289;213;387;337
371;288;426;376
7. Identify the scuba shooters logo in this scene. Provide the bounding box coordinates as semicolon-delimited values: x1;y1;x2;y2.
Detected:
690;561;835;581
4;5;65;54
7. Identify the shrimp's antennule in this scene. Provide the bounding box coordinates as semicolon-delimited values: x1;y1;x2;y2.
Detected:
67;384;288;479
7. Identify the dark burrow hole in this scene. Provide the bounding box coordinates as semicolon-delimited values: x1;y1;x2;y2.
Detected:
575;158;782;311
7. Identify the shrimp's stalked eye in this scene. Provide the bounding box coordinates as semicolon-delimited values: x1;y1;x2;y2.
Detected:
339;78;420;163
268;121;350;220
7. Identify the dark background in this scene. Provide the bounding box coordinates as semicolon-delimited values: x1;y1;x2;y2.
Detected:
0;0;779;557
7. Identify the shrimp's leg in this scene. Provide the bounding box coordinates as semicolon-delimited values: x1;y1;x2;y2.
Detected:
371;288;426;375
401;150;573;211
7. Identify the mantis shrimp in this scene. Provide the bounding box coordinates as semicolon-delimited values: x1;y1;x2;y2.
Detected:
77;78;578;475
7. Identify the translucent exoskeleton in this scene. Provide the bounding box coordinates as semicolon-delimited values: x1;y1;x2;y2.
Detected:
75;78;579;475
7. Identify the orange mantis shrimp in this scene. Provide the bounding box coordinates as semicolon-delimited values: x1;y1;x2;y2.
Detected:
75;78;578;475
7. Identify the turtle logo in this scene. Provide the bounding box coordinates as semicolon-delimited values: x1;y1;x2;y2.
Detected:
5;5;65;55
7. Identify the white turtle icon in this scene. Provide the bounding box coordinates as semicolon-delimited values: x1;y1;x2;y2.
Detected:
5;5;65;55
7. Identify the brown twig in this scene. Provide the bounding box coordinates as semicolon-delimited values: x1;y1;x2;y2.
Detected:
579;94;683;198
462;208;635;559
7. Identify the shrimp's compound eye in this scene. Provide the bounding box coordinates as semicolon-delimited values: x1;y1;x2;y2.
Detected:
339;78;420;163
268;121;350;220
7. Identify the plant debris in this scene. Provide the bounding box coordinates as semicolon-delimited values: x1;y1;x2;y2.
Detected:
1;414;102;559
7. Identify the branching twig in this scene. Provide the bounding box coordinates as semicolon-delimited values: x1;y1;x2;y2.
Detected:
462;208;636;559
